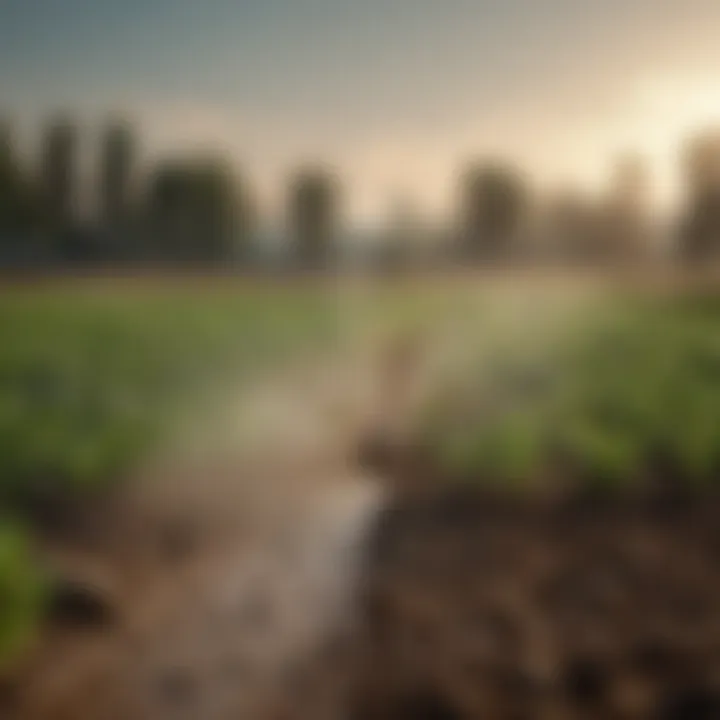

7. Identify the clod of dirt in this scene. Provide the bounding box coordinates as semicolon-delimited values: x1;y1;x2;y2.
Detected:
394;690;464;720
0;677;19;714
628;639;683;680
47;576;117;629
658;686;720;720
352;688;464;720
357;431;397;476
563;655;611;706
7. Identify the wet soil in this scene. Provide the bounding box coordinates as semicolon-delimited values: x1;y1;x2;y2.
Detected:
346;485;720;720
12;456;720;719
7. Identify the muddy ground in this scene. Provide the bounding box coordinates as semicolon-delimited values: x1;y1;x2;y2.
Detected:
12;479;720;720
7;320;720;719
345;485;720;720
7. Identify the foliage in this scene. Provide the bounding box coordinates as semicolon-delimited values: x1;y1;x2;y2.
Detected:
0;521;45;666
0;281;339;664
290;168;339;265
422;293;720;490
0;284;337;507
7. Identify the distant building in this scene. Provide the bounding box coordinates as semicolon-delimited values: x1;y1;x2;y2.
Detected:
289;168;340;268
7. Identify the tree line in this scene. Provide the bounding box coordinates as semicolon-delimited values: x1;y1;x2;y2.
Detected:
1;116;720;270
0;117;340;268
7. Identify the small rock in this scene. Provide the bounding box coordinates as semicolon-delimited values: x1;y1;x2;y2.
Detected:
563;655;610;706
48;576;117;628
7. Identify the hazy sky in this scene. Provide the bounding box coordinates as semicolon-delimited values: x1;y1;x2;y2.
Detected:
3;0;720;222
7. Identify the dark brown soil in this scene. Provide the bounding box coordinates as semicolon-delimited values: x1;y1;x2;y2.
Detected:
11;466;720;720
345;486;720;720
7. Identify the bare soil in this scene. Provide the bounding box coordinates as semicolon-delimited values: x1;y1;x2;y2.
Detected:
13;479;720;720
346;484;720;720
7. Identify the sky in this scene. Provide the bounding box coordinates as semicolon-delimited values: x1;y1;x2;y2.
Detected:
3;0;720;224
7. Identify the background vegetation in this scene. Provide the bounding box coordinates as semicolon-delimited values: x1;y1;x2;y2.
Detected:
5;279;720;664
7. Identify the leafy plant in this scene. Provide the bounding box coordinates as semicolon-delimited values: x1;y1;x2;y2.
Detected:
0;521;45;667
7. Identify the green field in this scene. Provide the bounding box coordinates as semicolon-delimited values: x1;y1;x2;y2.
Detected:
0;279;342;663
4;277;720;665
420;292;720;491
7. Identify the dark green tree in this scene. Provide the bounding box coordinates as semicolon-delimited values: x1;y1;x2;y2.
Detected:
0;120;23;231
289;168;340;268
145;161;187;258
145;156;251;263
679;131;720;262
99;120;136;231
459;162;528;260
39;117;78;233
190;158;252;261
0;120;38;241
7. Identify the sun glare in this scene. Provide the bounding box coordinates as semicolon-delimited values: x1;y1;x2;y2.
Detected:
622;76;720;209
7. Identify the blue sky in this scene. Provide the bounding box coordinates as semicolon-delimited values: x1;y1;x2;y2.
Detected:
3;0;720;220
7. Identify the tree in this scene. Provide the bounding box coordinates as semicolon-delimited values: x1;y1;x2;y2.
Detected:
0;120;37;239
190;158;252;261
0;120;23;232
144;156;251;263
289;168;340;268
459;161;528;260
99;120;136;231
145;161;187;259
679;130;720;262
39;117;78;232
